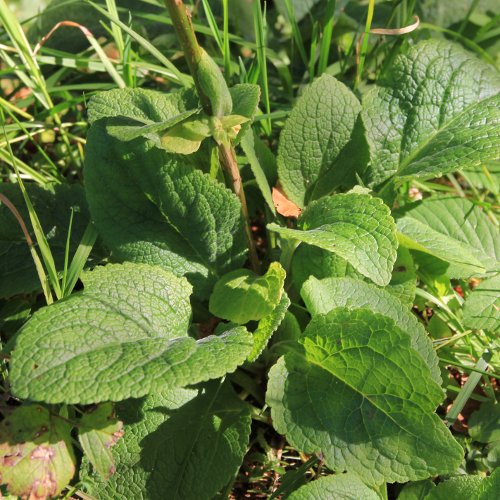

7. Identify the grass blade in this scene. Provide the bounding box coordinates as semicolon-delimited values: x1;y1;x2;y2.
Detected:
317;0;336;76
63;223;99;297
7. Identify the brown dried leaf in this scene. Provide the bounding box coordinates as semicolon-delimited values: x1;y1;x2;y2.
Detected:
272;186;302;218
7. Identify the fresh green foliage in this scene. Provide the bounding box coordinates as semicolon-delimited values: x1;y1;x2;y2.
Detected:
267;308;463;485
269;193;398;286
209;262;285;324
463;275;500;331
362;40;500;187
288;473;380;499
396;196;500;278
81;381;251;500
277;74;365;207
1;0;499;497
10;263;252;404
301;277;441;383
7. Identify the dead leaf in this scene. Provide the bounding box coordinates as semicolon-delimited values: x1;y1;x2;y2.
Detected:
272;186;302;218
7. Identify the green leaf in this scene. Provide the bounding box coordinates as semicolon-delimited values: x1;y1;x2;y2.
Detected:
78;403;124;480
160;116;211;154
398;479;436;500
209;262;286;324
85;108;246;298
10;263;252;404
288;473;381;500
248;292;290;362
81;381;251;500
362;40;500;186
396;196;500;278
240;128;276;214
468;402;500;444
104;109;199;144
277;74;363;207
230;84;261;143
266;308;463;485
292;244;416;307
269;193;398;286
463;275;500;332
301;277;441;384
0;183;101;298
0;405;75;498
197;48;232;117
425;468;500;500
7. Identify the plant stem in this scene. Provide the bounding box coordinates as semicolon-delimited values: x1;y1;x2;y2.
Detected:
164;0;259;272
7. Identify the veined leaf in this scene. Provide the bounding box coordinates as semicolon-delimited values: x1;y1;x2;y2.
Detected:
301;277;441;384
277;74;365;207
209;262;286;324
288;473;380;499
84;118;246;298
81;381;251;500
463;275;500;332
0;405;75;499
266;308;463;485
425;468;500;500
78;403;124;480
10;263;252;404
248;292;290;362
268;193;398;286
396;196;500;278
362;39;500;186
468;401;500;444
292;244;416;307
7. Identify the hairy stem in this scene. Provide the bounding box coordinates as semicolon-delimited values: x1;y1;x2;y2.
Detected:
164;0;260;272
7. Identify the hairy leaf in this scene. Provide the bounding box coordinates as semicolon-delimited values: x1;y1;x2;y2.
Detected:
10;263;252;404
266;308;462;485
209;262;286;324
82;382;251;499
292;245;416;307
463;275;500;332
0;405;75;499
269;193;398;286
248;292;290;362
426;468;500;500
288;473;380;499
0;183;100;298
277;74;364;207
396;196;500;278
301;277;440;384
362;40;500;186
78;403;124;480
85;119;246;298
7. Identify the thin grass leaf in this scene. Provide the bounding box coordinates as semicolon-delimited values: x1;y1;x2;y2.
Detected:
33;21;126;88
355;0;375;89
317;0;336;76
1;110;62;299
201;0;223;53
282;0;308;66
0;193;53;304
445;350;494;427
105;0;125;56
223;0;231;79
87;0;190;85
253;0;271;135
62;222;99;297
61;208;75;296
